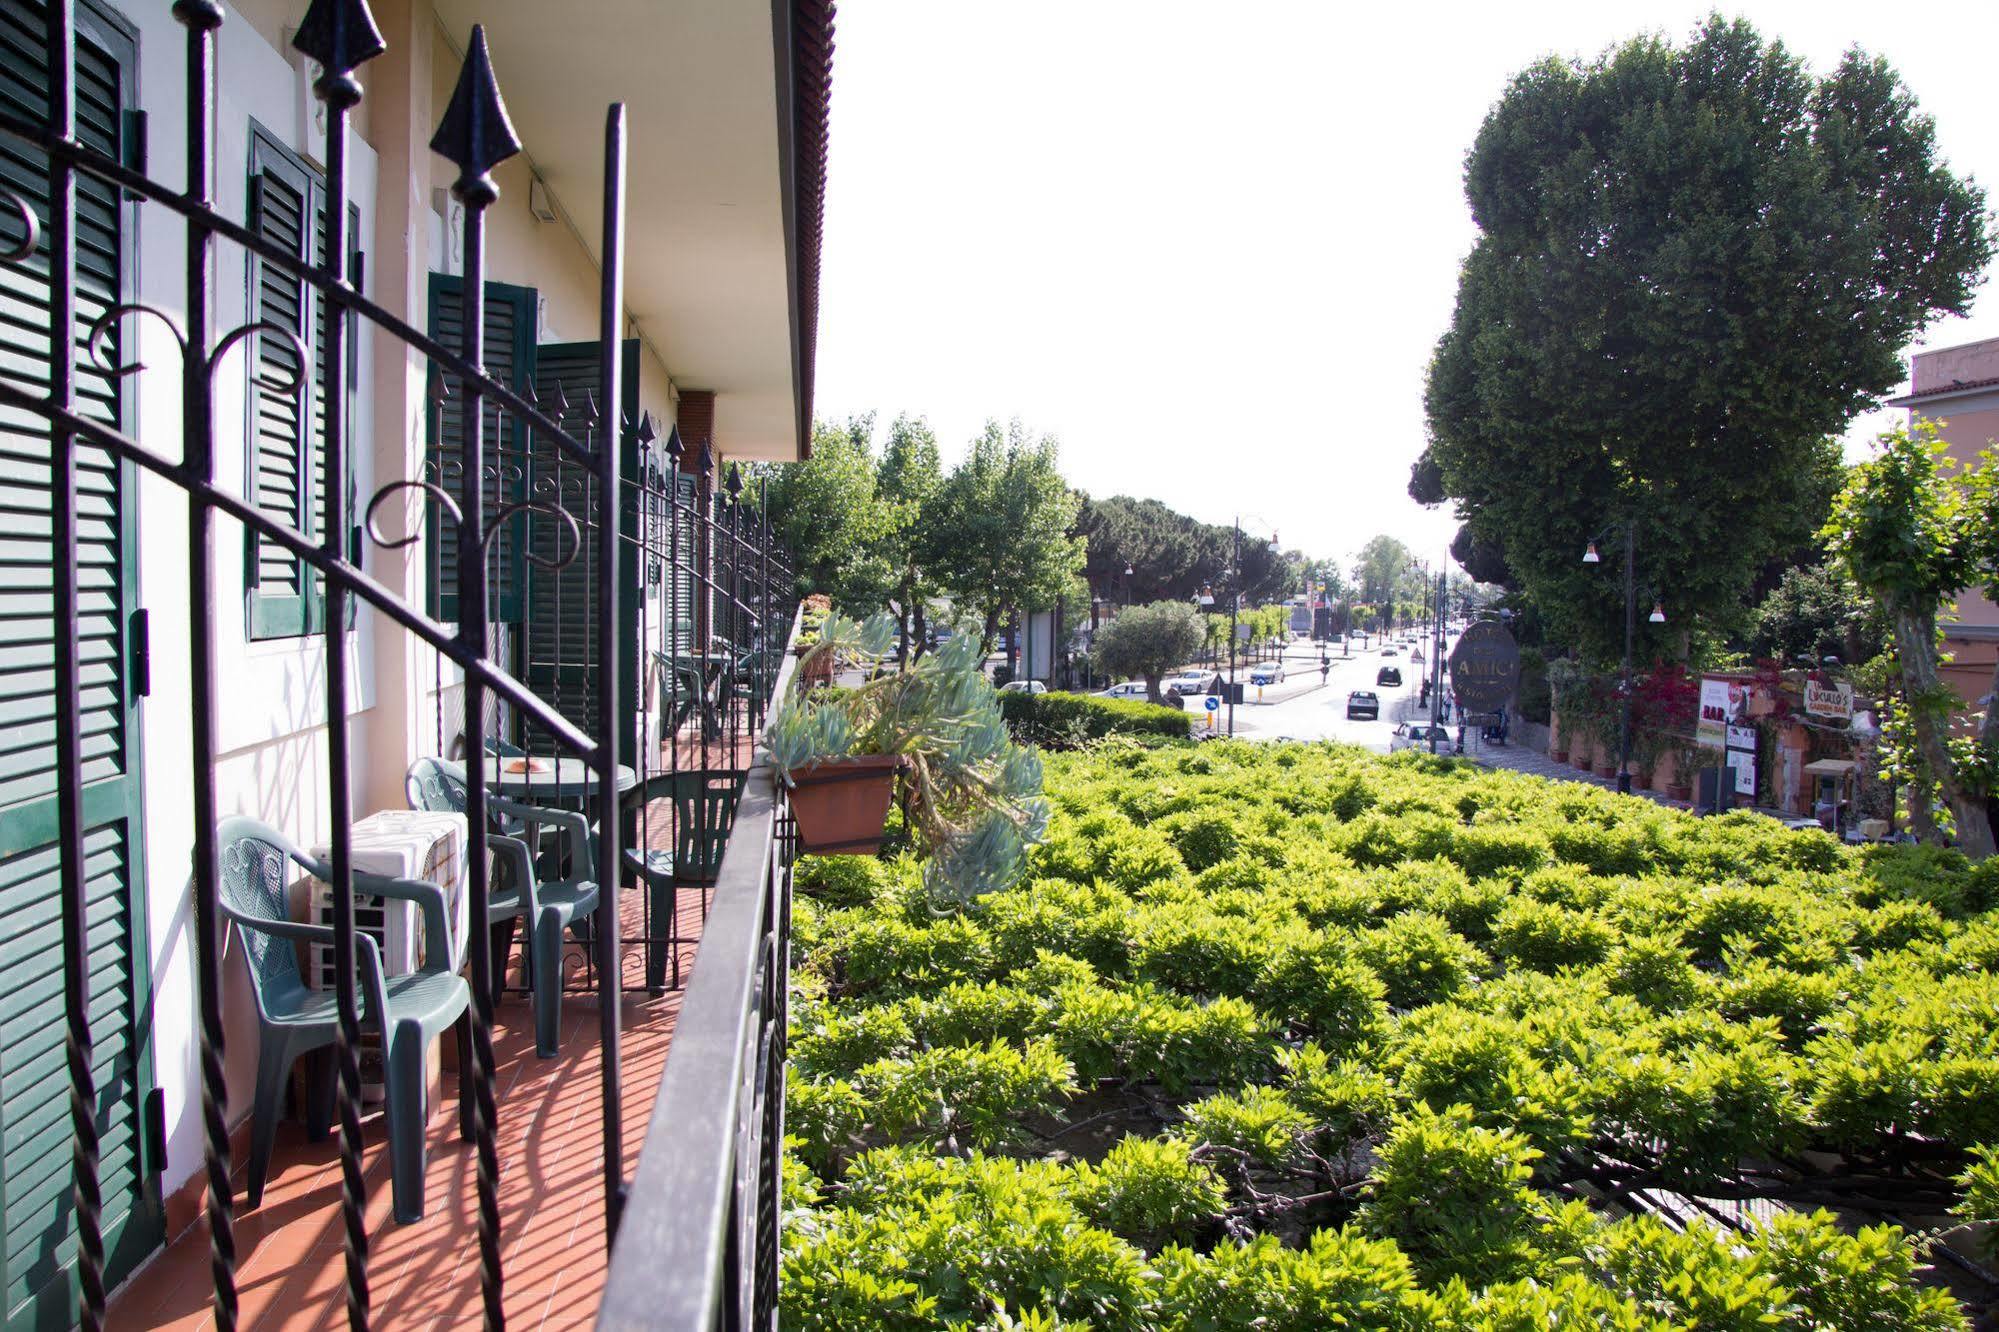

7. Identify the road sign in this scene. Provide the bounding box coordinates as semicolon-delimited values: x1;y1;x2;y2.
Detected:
1447;621;1520;715
1204;696;1220;712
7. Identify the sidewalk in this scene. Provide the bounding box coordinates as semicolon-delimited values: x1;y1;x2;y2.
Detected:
1463;741;1697;811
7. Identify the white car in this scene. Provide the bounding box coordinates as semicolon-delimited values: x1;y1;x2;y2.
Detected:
998;679;1047;696
1249;663;1285;685
1096;681;1150;701
1390;721;1452;752
1165;670;1213;698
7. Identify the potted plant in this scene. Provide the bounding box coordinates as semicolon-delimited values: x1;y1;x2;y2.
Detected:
794;596;836;686
1662;741;1699;801
766;612;1050;904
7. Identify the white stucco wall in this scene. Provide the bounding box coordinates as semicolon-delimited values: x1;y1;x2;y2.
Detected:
122;0;381;1202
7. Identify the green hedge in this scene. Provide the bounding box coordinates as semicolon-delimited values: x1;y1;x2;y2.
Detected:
998;690;1191;746
782;741;1996;1330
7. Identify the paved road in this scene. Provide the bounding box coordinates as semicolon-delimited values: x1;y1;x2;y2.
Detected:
1191;633;1459;750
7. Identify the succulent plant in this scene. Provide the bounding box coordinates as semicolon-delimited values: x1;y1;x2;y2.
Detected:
769;612;1049;906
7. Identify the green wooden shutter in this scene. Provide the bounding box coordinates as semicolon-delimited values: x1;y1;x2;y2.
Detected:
425;274;535;623
0;1;164;1326
668;470;698;657
242;127;358;640
243;131;313;639
520;340;639;753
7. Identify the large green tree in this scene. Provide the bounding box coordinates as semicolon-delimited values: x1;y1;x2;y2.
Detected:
1825;423;1999;857
1353;535;1421;627
923;419;1086;652
876;413;944;659
761;415;899;613
1419;17;1992;660
1074;495;1227;605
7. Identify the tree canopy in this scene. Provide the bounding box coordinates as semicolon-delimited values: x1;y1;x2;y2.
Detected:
1092;600;1204;703
760;415;899;613
921;419;1086;650
1419;16;1992;660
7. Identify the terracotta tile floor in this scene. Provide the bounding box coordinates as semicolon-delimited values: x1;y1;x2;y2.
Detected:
108;884;711;1331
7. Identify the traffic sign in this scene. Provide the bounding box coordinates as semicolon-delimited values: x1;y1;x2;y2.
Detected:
1204;696;1220;712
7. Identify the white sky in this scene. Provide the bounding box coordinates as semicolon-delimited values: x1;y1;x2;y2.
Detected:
813;1;1999;574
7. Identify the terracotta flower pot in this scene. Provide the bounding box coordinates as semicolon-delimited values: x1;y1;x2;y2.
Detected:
1666;783;1692;802
786;754;903;854
1550;749;1569;764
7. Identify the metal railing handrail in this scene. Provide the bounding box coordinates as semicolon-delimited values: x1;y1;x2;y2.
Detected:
599;604;803;1328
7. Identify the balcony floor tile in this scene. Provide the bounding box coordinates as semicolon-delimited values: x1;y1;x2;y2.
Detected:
109;886;703;1331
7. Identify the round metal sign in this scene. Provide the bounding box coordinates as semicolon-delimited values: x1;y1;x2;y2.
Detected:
1447;621;1521;715
1204;696;1220;711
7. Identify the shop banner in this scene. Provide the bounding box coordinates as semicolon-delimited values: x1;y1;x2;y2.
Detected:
1804;678;1854;720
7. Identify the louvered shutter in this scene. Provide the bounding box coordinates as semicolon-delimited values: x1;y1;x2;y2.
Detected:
244;126;358;639
668;470;698;656
520;340;638;753
425;274;534;623
0;1;165;1325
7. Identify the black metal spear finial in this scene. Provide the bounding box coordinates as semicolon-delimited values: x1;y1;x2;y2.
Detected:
292;0;385;107
725;461;743;499
429;24;520;207
665;424;684;465
636;412;658;447
697;440;715;478
172;0;225;31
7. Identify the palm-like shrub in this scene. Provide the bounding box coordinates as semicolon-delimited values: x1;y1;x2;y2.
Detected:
768;612;1049;905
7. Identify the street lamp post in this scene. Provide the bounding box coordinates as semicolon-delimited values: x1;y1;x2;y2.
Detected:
1583;523;1666;795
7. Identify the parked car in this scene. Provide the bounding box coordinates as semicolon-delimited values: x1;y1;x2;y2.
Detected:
1165;670;1213;698
1380;646;1399;657
1249;663;1285;685
1346;690;1380;720
998;679;1046;696
1096;680;1150;701
1377;666;1403;688
1390;721;1450;752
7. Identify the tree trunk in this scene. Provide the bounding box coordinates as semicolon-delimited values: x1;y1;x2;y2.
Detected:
1891;609;1996;858
911;601;928;661
1145;673;1163;706
895;597;911;666
981;607;1000;658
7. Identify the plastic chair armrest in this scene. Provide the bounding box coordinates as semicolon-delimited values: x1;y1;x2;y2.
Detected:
488;832;540;920
355;873;451;976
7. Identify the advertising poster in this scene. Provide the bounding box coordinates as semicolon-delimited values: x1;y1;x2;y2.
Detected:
1726;747;1758;797
1698;676;1745;748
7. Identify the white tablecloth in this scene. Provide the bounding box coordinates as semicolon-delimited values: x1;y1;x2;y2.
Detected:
308;809;471;981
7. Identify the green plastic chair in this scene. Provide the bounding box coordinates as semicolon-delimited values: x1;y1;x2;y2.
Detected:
405;758;600;1057
615;769;743;992
214;816;470;1224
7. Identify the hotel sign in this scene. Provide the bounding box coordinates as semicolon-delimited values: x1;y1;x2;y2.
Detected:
1447;621;1520;715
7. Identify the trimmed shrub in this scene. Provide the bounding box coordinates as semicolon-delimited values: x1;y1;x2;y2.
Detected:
999;689;1192;746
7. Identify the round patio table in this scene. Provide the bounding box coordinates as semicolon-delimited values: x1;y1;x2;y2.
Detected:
486;756;638;803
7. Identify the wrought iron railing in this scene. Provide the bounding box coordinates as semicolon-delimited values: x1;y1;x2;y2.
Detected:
0;0;800;1326
599;627;800;1330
